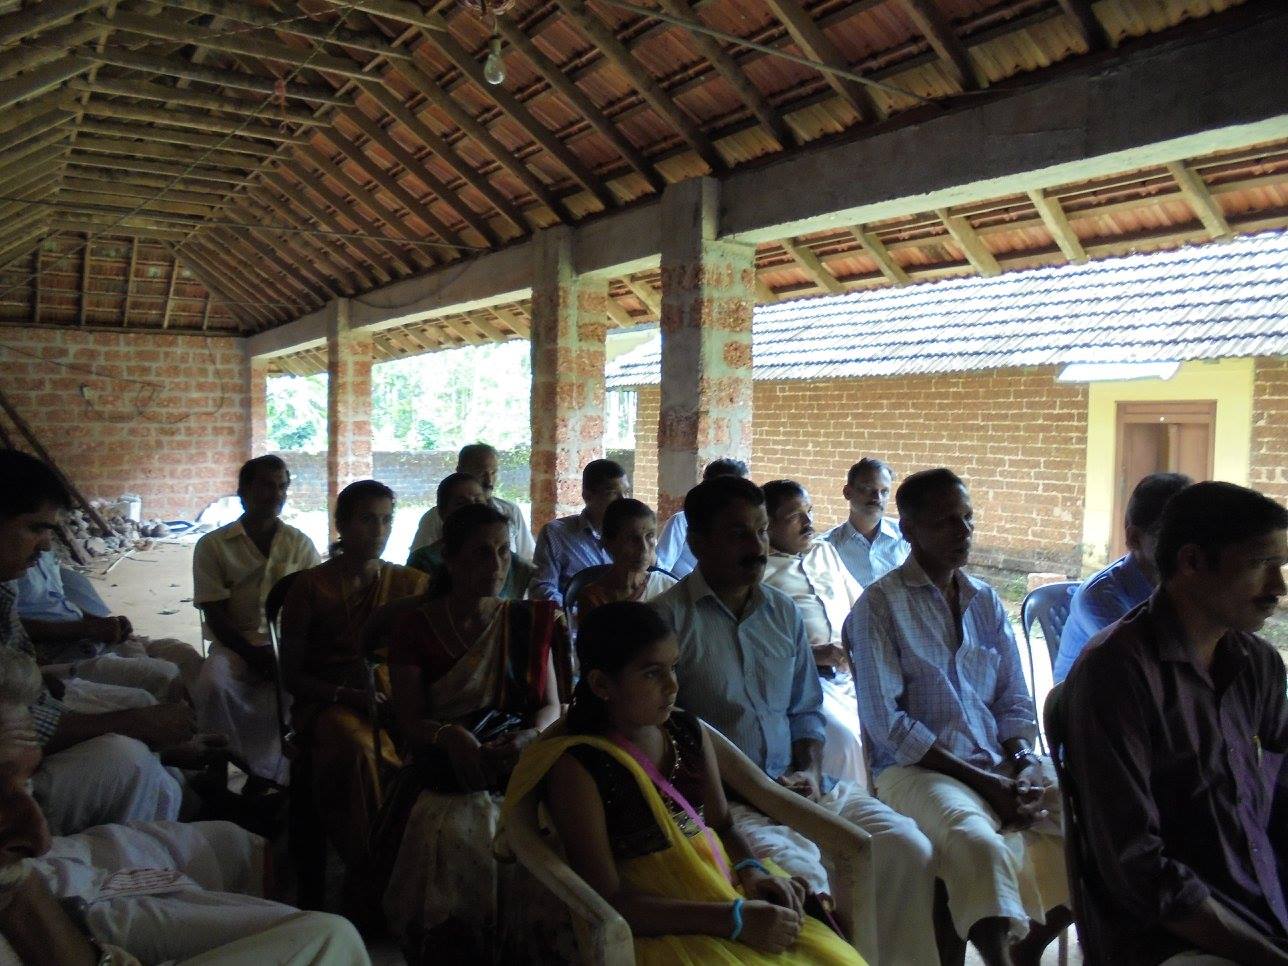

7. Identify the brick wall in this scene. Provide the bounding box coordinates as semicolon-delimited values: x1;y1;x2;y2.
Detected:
634;366;1089;574
0;326;248;519
1252;356;1288;507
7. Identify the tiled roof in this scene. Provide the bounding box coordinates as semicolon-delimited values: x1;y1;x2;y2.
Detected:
606;231;1288;388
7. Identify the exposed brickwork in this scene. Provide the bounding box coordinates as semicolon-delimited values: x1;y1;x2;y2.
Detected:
529;228;607;532
326;300;373;515
0;325;248;519
248;356;269;458
635;367;1089;573
632;388;661;509
1251;356;1288;508
657;179;755;519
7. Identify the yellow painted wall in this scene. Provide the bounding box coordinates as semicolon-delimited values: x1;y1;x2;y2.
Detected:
1080;358;1254;569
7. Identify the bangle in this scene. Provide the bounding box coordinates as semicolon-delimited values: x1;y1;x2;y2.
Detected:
733;858;769;876
728;898;745;941
430;722;454;746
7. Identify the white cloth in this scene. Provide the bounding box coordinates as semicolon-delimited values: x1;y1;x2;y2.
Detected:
189;643;287;785
731;778;937;966
32;734;183;836
38;638;202;704
410;496;535;559
1159;955;1240;965
876;762;1068;942
764;540;863;645
60;677;158;713
820;674;867;791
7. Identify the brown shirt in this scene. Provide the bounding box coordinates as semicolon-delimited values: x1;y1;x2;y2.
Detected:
1062;590;1288;964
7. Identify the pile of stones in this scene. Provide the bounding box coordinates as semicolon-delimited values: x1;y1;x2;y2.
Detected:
63;506;171;558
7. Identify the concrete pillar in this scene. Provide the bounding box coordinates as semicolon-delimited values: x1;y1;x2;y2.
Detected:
247;354;270;458
530;226;609;533
657;177;756;519
325;297;373;517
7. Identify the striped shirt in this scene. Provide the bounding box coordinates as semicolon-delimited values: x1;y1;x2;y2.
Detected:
1;581;64;745
844;555;1036;776
530;511;613;606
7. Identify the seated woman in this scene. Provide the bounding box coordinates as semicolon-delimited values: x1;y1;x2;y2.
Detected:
574;498;677;614
280;479;428;879
383;502;567;963
506;601;862;965
406;472;534;599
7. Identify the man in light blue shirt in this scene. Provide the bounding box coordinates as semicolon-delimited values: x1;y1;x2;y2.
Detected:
654;475;937;966
530;459;628;605
845;468;1069;965
655;457;749;578
825;457;911;587
1053;472;1192;682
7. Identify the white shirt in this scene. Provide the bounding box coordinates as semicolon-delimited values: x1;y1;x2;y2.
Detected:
824;516;910;587
763;539;863;646
409;494;535;559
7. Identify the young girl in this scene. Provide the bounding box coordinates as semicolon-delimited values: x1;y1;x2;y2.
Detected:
504;601;863;964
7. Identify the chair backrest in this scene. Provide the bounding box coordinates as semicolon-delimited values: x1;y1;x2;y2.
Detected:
563;564;613;614
264;570;304;745
1043;683;1109;964
1021;580;1079;670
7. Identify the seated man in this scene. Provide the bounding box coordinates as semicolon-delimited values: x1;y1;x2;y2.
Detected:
762;479;867;788
652;475;937;966
1;449;198;837
1053;472;1191;682
0;646;369;965
531;459;629;606
845;468;1070;966
16;548;202;704
407;472;533;599
1061;481;1288;965
825;458;910;587
408;442;535;560
656;457;749;578
190;455;319;785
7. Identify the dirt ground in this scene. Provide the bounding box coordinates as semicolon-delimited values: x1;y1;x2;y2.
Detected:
88;540;205;651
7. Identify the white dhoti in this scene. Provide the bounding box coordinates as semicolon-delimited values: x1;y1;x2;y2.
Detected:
41;637;202;704
731;778;938;966
190;643;286;784
33;734;183;835
819;672;867;792
877;763;1068;942
60;677;158;713
170;910;369;965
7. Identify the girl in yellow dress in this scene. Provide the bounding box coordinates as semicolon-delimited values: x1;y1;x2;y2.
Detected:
505;601;864;965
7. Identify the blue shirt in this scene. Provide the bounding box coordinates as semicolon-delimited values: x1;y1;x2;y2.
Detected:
531;511;613;606
655;511;696;578
1053;553;1153;683
844;555;1037;776
653;569;826;780
14;550;110;622
824;517;911;588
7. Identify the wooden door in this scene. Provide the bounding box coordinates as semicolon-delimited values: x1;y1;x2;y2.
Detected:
1110;401;1215;558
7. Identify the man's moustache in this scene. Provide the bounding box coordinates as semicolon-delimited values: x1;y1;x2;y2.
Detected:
740;555;768;568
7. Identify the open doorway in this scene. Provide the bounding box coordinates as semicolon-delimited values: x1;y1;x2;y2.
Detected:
1110;400;1215;558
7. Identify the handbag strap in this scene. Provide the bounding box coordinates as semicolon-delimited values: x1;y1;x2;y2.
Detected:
610;731;732;885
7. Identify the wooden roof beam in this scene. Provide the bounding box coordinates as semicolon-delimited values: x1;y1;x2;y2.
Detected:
0;19;111;83
54;189;218;219
170;244;279;330
0;109;76;157
0;0;109;46
120;236;139;323
184;239;297;322
1026;189;1087;263
200;224;327;307
388;61;570;222
157;0;414;61
0;230;50;274
62;174;231;206
78;100;309;143
78;234;92;325
159;257;181;329
552;0;725;175
759;0;882;121
935;208;1001;275
1166;161;1232;240
655;0;796;150
74;118;284;156
46;217;192;241
0;91;78;136
316;126;473;252
338;107;500;247
71;134;263;170
361;83;528;235
69;76;326;125
67;150;249;185
317;0;442;32
242;183;377;290
79;49;350;104
754;277;778;304
0;127;74;179
898;0;982;91
0;58;95;112
622;278;660;317
416;17;617;210
850;225;910;285
220;198;346;300
1057;0;1110;52
782;238;845;293
495;22;666;192
605;298;635;328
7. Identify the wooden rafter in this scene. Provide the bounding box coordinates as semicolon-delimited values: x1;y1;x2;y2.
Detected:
78;100;308;143
78;233;92;325
554;0;725;175
1026;189;1087;263
935;208;1000;275
188;231;302;310
68;150;248;185
318;0;442;32
605;298;634;328
899;0;981;90
74;119;282;157
69;77;325;126
782;238;845;293
0;91;78;136
221;198;345;299
850;225;909;285
80;49;350;104
30;248;41;322
160;257;181;329
759;0;882;121
1165;161;1231;240
120;235;138;323
243;182;377;289
622;278;661;317
0;20;109;83
0;0;108;47
0;109;76;158
1056;0;1109;51
0;59;95;112
172;243;280;329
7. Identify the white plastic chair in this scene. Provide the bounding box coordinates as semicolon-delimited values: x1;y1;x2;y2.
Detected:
501;723;871;965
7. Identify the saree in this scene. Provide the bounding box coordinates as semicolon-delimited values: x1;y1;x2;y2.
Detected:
405;542;536;601
282;561;428;867
504;733;864;966
382;600;573;961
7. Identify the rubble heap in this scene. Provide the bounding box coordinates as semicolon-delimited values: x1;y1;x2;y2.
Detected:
63;505;171;559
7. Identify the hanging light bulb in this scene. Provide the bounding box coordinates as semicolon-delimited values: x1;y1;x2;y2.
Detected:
483;35;506;85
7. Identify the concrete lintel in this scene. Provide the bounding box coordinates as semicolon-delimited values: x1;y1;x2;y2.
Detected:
245;304;329;359
573;199;661;278
721;6;1288;242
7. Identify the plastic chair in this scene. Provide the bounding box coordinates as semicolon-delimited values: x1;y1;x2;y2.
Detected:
565;564;681;616
1020;581;1079;671
501;723;871;965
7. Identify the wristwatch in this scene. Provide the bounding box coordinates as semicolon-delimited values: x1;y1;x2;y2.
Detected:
1009;748;1041;772
89;938;116;966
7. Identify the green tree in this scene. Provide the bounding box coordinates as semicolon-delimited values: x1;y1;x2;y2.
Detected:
266;373;327;451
